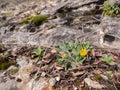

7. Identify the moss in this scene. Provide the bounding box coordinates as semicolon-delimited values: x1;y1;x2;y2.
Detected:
0;51;10;62
1;11;14;17
50;24;56;29
19;16;33;24
0;56;6;62
0;43;2;50
4;51;9;57
10;68;19;75
94;74;101;81
19;14;48;26
31;14;48;26
0;55;16;70
82;84;89;90
0;62;15;70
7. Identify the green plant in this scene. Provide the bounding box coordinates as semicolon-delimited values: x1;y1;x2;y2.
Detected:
102;54;116;65
31;14;48;26
32;48;44;62
19;16;33;24
57;42;92;70
19;14;48;25
103;1;120;16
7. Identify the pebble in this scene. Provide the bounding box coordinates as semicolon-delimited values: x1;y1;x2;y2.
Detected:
49;78;56;86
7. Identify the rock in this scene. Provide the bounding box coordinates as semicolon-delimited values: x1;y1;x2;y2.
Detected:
49;78;56;86
41;72;46;77
0;2;9;8
0;0;103;49
100;16;120;49
6;65;19;75
55;76;60;81
18;78;48;90
0;80;18;90
17;57;29;67
100;74;108;80
117;63;120;70
17;63;37;80
29;26;101;47
84;78;105;89
107;0;120;4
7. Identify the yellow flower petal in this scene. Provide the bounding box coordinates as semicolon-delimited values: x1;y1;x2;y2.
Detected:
80;48;87;57
61;53;67;59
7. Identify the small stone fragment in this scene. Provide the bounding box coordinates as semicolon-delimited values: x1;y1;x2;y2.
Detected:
55;76;60;81
84;78;105;89
49;78;56;87
100;74;108;80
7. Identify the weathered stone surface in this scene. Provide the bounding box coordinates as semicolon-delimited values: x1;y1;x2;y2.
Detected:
107;0;120;4
0;55;49;90
100;16;120;49
0;0;120;90
0;80;18;90
0;0;119;49
84;78;105;89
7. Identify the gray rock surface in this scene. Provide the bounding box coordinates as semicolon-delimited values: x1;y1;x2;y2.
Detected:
0;0;103;48
100;16;120;48
0;0;120;89
0;56;49;90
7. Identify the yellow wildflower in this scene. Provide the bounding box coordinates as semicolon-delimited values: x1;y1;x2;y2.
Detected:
61;53;67;59
80;48;87;57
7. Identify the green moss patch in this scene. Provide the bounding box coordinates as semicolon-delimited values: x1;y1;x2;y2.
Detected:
0;53;16;70
0;43;2;50
94;74;102;81
31;14;48;26
10;68;19;75
0;56;6;62
19;16;33;24
0;62;15;70
19;14;48;26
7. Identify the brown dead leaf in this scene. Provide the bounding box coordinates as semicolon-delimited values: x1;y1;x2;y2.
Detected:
51;48;57;54
93;60;102;65
43;53;51;59
55;64;63;70
112;55;118;62
41;84;54;90
40;29;53;35
93;69;102;74
88;50;95;57
72;71;85;77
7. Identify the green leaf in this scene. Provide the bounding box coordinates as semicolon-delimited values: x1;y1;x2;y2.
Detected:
102;54;116;65
59;42;68;51
75;56;80;62
72;48;78;55
32;48;42;55
109;61;116;65
80;57;86;63
71;62;76;68
35;57;40;62
32;48;44;61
